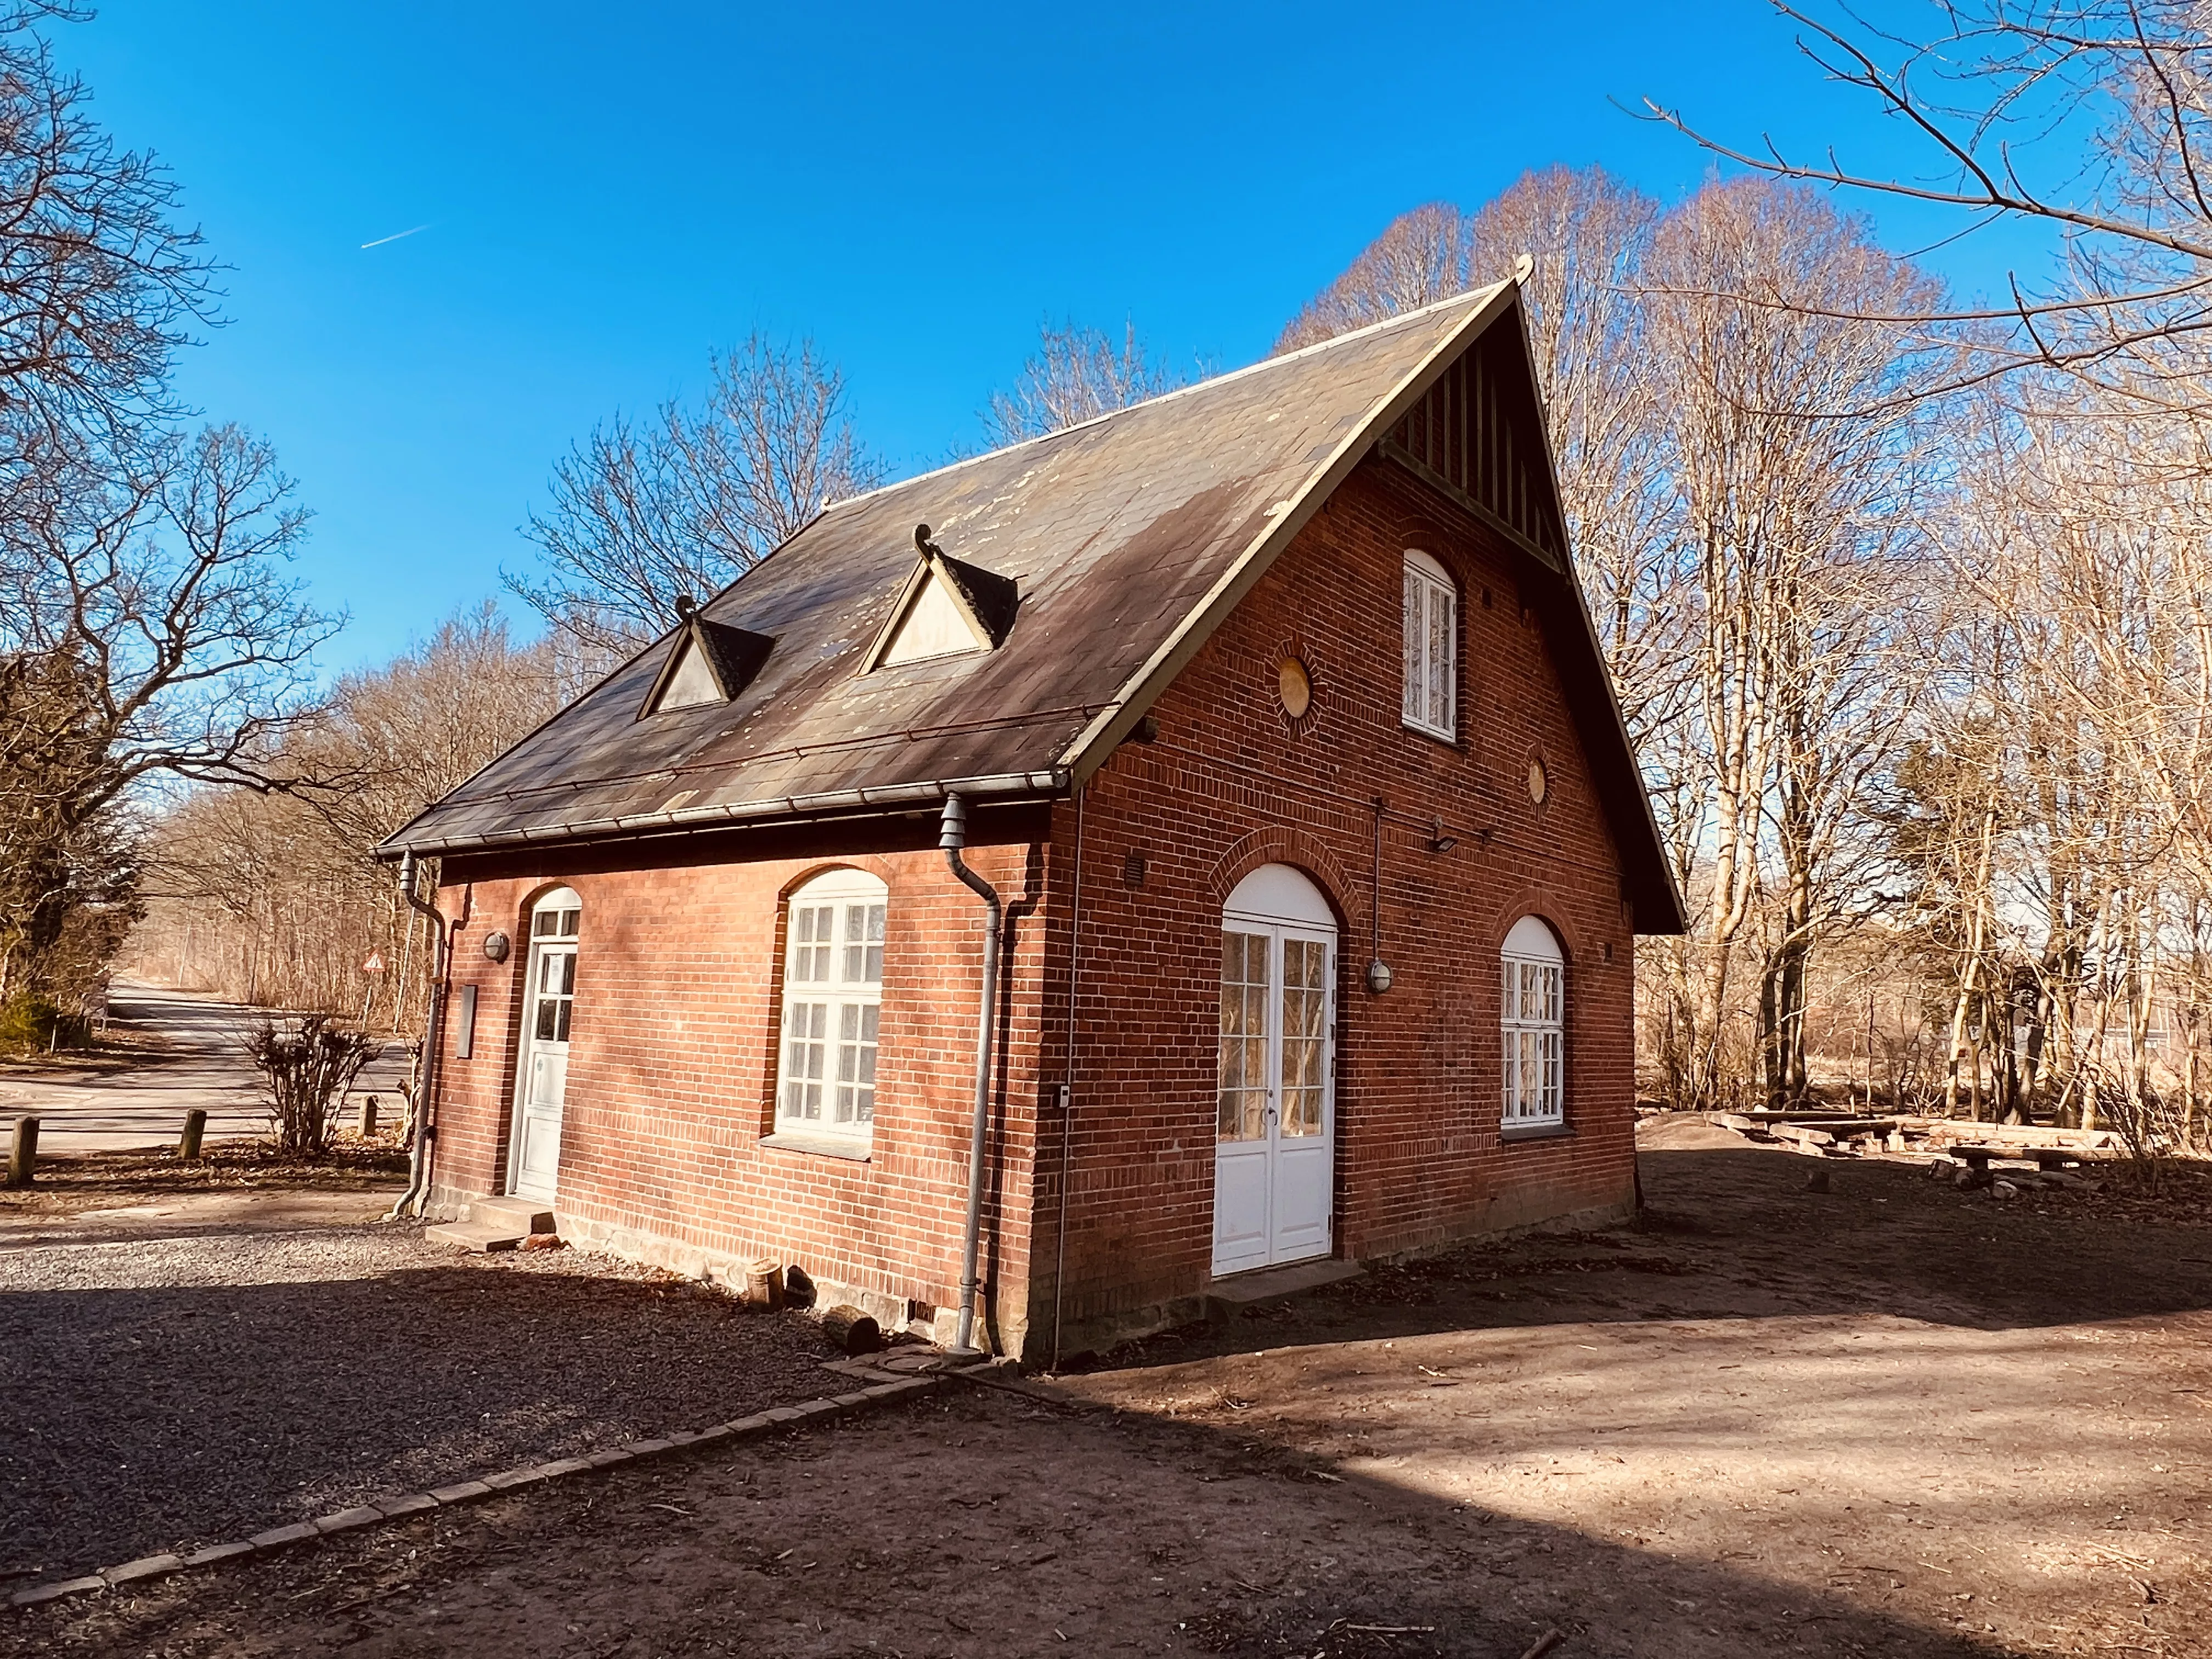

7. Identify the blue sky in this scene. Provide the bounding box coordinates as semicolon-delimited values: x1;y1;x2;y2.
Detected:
57;2;2052;673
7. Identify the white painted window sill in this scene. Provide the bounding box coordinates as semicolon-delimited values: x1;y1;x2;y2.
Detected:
760;1130;873;1163
1500;1121;1571;1143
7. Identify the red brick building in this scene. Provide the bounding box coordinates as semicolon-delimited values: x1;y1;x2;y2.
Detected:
382;283;1684;1362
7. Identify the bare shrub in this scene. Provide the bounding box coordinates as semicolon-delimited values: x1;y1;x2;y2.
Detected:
245;1014;380;1155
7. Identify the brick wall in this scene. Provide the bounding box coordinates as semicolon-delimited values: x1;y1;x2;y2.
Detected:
1026;456;1639;1356
432;809;1054;1354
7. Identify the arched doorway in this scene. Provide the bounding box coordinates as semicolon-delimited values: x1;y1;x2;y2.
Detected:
509;887;581;1203
1214;865;1338;1276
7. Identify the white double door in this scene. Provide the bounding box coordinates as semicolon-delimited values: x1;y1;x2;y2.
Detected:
1213;881;1337;1278
509;936;575;1203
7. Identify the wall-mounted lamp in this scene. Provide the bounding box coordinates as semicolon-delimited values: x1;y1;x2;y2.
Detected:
1365;958;1394;995
481;930;511;964
1427;815;1458;855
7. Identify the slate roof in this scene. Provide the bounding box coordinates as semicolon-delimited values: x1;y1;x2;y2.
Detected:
381;283;1685;932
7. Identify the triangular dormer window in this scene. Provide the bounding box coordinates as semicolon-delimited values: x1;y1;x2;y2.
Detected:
655;634;723;709
639;599;776;719
864;525;1020;672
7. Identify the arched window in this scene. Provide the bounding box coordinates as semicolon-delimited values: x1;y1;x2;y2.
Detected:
776;869;888;1143
1402;549;1457;741
1501;916;1564;1130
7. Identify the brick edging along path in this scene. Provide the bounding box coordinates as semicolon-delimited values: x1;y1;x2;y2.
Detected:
9;1374;942;1610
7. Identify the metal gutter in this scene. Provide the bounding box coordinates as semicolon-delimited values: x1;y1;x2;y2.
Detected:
377;770;1069;861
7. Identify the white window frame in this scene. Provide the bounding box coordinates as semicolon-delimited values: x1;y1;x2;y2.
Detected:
775;870;888;1147
1501;915;1565;1130
1402;549;1457;741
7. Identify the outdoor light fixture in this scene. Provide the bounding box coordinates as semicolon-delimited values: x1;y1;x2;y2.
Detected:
1365;958;1393;994
1427;815;1459;854
481;930;511;964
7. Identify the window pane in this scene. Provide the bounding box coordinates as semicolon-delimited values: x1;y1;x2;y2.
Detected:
558;953;577;995
1435;585;1455;730
1403;568;1423;723
535;998;557;1042
1280;938;1326;1138
1218;930;1269;1142
554;1002;571;1042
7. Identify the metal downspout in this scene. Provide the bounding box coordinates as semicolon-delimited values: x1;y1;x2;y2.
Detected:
387;850;451;1221
939;793;1002;1360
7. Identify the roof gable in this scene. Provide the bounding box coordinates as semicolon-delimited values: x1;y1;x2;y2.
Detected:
380;284;1683;932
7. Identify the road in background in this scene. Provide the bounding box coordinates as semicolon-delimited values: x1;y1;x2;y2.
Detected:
0;981;414;1153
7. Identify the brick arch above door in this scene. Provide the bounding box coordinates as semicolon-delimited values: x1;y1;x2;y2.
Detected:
1205;826;1356;927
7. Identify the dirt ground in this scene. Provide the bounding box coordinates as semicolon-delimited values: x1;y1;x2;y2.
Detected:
7;1122;2210;1658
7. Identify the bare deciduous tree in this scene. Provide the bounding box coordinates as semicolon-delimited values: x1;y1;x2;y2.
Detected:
1645;1;2212;398
1277;204;1481;353
0;1;217;445
980;318;1189;447
511;333;883;663
0;425;331;1002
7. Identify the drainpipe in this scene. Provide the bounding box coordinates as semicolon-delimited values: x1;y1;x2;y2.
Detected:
940;793;1003;1361
388;850;451;1221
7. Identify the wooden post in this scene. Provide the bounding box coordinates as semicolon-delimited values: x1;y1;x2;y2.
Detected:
741;1258;784;1310
358;1094;379;1139
177;1108;206;1161
5;1116;37;1187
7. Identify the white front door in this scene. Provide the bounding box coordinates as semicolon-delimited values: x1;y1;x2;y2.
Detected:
509;898;580;1203
1214;879;1337;1278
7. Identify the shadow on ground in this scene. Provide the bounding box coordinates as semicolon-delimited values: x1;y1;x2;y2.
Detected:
2;1378;2079;1659
1067;1143;2212;1383
0;1243;838;1579
4;1136;2206;1656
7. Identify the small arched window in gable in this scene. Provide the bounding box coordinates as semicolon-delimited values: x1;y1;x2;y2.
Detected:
865;524;1020;670
1402;549;1457;741
1501;915;1564;1130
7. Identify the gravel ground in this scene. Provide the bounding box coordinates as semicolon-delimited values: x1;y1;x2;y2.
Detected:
0;1222;838;1581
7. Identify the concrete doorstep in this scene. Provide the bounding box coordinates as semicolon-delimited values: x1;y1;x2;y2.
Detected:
7;1375;943;1612
1204;1256;1363;1323
423;1197;557;1254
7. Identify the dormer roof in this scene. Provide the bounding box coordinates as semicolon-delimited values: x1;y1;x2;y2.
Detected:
862;535;1022;670
639;612;776;716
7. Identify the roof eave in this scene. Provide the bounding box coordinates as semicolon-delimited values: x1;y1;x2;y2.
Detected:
373;768;1070;862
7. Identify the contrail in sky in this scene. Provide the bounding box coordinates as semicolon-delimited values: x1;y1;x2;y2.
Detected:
360;224;431;250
